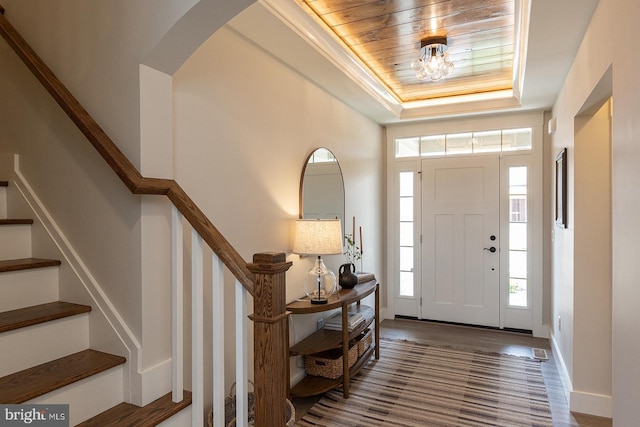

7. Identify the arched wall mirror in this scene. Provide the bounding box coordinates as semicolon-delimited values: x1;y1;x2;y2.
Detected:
299;148;345;234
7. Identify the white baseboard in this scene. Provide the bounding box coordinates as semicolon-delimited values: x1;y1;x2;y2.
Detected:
550;329;612;419
532;322;550;339
570;390;612;418
550;330;572;404
135;358;173;406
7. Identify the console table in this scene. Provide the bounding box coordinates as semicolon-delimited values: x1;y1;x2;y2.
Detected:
287;278;380;398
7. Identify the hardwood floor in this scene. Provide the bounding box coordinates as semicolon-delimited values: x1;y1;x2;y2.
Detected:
294;318;613;426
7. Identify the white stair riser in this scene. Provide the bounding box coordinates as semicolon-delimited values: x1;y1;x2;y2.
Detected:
0;267;59;312
157;406;192;427
29;365;124;426
0;314;89;377
0;186;6;218
0;224;32;259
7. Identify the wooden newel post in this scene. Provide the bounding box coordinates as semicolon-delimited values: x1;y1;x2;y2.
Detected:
247;252;292;427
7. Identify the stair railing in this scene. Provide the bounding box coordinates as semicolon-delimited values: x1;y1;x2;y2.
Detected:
0;6;291;427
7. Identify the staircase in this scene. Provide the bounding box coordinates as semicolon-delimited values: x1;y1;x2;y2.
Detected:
0;180;191;426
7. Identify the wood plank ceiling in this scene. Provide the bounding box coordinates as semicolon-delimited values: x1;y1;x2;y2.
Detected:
296;0;516;103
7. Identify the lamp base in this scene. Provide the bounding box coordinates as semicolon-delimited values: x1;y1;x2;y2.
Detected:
304;256;337;305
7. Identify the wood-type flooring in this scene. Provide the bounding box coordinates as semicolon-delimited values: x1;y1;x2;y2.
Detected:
294;318;612;427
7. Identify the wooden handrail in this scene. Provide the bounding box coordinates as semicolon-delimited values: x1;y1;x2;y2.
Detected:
0;7;254;294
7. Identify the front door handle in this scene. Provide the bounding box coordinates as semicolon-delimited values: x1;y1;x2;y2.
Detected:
483;247;497;253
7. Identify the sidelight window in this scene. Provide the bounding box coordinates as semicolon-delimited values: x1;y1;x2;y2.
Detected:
398;171;414;297
508;166;528;307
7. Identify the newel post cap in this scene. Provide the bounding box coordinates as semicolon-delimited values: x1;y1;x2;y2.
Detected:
247;252;292;274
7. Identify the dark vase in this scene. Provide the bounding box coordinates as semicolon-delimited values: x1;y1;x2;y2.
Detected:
339;263;358;289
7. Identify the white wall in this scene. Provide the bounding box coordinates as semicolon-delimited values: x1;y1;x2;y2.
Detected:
550;0;640;421
573;100;612;410
172;18;384;389
172;21;384;295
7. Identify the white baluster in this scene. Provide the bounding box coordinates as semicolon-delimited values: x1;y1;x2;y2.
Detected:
192;230;204;427
171;206;184;403
212;254;225;427
235;279;248;427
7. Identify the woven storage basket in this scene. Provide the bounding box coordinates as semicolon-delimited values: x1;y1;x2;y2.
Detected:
207;383;254;427
207;383;295;427
228;398;295;427
305;343;358;379
354;328;373;356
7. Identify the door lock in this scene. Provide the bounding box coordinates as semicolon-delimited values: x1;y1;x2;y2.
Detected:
483;247;497;253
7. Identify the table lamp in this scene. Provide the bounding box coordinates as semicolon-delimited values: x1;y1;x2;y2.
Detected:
293;219;343;304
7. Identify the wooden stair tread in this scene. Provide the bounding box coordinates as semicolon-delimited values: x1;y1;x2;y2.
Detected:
0;301;91;333
0;257;61;273
0;349;126;403
77;391;192;427
0;219;34;225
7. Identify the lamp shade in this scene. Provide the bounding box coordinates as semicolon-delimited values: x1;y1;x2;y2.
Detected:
293;219;343;256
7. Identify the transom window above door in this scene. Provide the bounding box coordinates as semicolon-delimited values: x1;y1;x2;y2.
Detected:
395;128;532;158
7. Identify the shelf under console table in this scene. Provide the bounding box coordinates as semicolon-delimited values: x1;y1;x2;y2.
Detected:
287;277;380;399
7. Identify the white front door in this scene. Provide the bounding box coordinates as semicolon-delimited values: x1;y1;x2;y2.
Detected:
421;156;500;327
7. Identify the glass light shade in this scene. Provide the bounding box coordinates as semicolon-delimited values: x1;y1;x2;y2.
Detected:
410;57;424;72
305;256;337;304
425;55;439;73
416;68;428;80
430;69;442;81
412;40;454;82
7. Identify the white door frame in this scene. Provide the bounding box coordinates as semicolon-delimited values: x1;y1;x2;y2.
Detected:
385;112;546;337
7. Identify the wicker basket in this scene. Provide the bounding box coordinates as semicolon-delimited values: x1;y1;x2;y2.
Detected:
207;383;295;427
228;398;295;427
207;383;254;427
305;343;358;379
354;328;373;356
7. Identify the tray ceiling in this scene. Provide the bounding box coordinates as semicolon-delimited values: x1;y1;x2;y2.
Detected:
230;0;599;122
297;0;518;104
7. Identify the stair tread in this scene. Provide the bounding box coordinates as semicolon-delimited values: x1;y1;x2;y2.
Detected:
0;301;91;333
77;391;192;427
0;257;61;272
0;181;7;187
0;219;34;225
0;349;126;403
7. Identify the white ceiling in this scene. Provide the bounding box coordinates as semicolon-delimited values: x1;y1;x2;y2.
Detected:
228;0;599;124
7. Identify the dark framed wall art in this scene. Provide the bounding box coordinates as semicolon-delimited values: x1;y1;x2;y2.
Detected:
555;148;568;228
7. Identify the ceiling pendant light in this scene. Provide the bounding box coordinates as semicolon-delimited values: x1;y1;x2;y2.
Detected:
411;36;454;82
